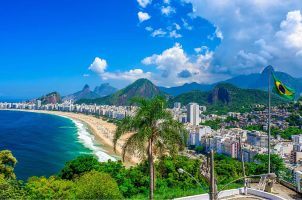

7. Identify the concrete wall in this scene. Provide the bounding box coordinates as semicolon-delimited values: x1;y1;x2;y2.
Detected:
174;188;287;200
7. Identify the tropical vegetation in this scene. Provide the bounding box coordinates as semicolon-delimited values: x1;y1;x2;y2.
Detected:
113;96;187;199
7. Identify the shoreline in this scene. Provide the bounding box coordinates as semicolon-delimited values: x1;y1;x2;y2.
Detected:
1;109;139;166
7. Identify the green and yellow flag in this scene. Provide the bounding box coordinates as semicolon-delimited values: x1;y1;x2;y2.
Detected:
273;74;295;100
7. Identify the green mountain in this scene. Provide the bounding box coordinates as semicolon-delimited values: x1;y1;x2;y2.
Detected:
160;66;302;98
94;83;117;97
77;79;165;106
37;92;62;104
168;83;285;113
63;85;100;102
159;82;213;96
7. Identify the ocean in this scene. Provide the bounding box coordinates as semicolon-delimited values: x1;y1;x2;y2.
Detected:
0;110;116;180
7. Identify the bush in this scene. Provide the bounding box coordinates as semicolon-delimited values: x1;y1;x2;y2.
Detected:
25;176;75;199
75;170;123;199
0;175;25;199
59;155;100;180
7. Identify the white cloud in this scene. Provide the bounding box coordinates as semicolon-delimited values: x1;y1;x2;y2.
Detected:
169;30;182;38
83;74;90;77
174;23;181;30
142;43;223;86
215;26;223;40
182;18;192;30
194;48;202;53
88;57;107;74
101;69;152;82
138;11;151;23
161;6;176;16
137;0;152;8
145;26;153;32
151;29;167;37
163;0;170;4
276;10;302;50
186;0;302;76
88;57;151;83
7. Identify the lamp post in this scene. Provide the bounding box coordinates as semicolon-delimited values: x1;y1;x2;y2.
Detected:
177;168;208;192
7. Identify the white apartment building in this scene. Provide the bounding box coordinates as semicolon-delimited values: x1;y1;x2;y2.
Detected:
187;103;200;126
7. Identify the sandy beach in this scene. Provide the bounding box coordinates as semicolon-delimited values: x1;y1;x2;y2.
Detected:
8;109;140;166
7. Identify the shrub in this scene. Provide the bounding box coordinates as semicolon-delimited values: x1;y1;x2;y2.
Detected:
75;170;122;199
0;175;25;199
25;176;75;199
59;155;100;180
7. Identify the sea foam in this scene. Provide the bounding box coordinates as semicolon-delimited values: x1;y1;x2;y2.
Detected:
72;119;117;162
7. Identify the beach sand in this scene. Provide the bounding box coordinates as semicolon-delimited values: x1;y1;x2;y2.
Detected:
10;110;140;166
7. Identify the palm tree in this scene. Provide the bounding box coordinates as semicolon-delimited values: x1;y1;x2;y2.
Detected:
113;96;187;200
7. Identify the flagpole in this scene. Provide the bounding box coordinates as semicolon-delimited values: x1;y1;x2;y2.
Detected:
268;66;271;174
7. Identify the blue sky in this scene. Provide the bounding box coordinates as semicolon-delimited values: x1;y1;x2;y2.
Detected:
1;0;302;99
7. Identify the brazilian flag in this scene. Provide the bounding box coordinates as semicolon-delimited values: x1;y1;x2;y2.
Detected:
273;74;295;100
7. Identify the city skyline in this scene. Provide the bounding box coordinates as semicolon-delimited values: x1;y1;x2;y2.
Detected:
1;0;302;99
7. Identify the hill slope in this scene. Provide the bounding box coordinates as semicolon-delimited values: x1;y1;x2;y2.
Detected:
37;92;62;104
63;85;100;102
169;83;285;113
77;79;166;106
160;66;302;97
94;83;117;97
159;82;213;96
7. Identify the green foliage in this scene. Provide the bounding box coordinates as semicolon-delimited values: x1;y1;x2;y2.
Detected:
75;170;123;199
59;155;100;180
214;154;243;184
286;113;302;126
200;119;222;130
244;125;263;131
0;175;25;199
271;127;302;140
114;96;187;160
253;154;286;176
225;116;239;123
25;176;75;199
195;146;204;154
0;150;17;179
169;83;284;114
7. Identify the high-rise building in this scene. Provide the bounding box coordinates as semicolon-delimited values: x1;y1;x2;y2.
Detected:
187;103;200;126
35;100;42;109
174;102;181;109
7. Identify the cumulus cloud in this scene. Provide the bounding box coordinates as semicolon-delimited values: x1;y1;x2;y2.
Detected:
137;0;152;8
88;57;151;83
89;43;228;87
138;11;151;23
276;10;302;50
142;43;223;86
88;57;107;74
186;0;302;76
101;69;152;82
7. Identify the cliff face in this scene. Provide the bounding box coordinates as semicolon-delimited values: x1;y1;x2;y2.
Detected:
38;92;62;104
208;86;230;104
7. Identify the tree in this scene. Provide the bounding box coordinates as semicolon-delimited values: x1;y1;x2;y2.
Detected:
25;176;75;199
59;155;100;180
75;170;122;199
114;96;187;199
0;175;25;199
253;154;286;176
0;150;17;179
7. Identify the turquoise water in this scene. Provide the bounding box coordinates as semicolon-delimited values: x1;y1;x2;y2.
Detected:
0;110;116;180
